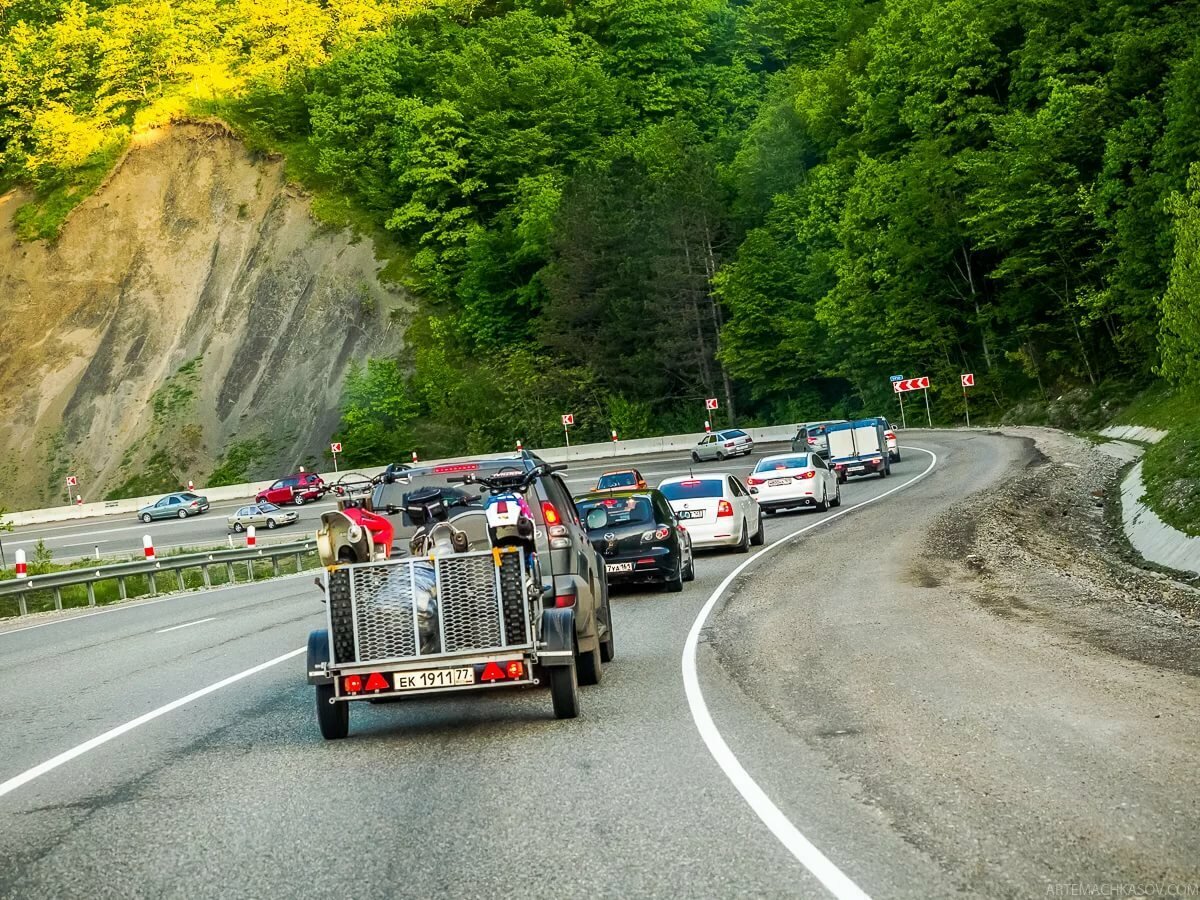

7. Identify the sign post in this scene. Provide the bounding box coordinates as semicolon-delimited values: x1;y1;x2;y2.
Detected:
960;374;975;427
65;475;78;506
892;376;932;427
330;442;342;472
561;413;574;447
889;376;907;429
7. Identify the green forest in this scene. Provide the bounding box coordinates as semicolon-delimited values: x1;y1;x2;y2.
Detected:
3;0;1200;464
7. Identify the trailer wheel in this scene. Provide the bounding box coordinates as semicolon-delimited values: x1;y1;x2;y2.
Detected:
316;684;349;740
550;660;579;719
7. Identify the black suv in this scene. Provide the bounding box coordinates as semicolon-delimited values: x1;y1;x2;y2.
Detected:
371;452;614;684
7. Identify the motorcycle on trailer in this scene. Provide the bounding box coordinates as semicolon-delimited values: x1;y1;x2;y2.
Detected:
306;462;581;740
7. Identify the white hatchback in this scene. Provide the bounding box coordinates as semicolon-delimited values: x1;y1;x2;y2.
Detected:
746;453;841;514
658;474;763;551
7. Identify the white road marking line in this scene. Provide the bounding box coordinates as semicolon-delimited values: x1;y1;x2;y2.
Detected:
682;447;938;900
0;646;305;800
156;617;217;633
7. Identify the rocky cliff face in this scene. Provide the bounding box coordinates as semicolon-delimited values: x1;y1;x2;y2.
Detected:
0;122;410;509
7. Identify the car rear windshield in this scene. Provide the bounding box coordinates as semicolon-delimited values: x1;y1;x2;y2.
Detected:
179;492;201;500
754;455;808;472
577;495;654;527
724;429;748;438
659;480;724;500
597;472;637;489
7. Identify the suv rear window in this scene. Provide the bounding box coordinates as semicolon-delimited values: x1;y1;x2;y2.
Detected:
577;495;654;527
659;479;724;500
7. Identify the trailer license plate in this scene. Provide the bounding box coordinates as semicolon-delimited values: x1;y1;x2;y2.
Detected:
677;509;703;519
768;478;791;486
606;562;634;573
393;668;475;690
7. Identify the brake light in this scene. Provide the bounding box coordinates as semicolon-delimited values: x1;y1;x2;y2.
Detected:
506;660;525;679
434;463;479;473
554;593;576;608
641;527;670;542
637;558;656;565
795;471;816;480
343;674;363;693
717;500;734;517
747;476;764;486
725;442;735;448
681;480;701;485
542;502;561;526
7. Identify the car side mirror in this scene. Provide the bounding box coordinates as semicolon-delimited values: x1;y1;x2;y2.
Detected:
585;508;608;530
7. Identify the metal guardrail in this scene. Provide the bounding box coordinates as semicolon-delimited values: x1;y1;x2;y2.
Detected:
0;540;319;617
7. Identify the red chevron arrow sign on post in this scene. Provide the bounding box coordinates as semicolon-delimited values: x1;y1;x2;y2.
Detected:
891;376;930;393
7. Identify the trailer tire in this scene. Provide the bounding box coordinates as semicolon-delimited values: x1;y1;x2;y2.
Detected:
550;660;579;719
315;684;349;740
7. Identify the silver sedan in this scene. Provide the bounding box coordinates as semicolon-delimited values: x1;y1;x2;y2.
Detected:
226;502;299;532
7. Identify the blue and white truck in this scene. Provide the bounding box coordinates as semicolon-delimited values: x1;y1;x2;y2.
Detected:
826;419;891;481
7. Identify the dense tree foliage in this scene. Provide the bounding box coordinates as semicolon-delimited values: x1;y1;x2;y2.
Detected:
4;0;1198;458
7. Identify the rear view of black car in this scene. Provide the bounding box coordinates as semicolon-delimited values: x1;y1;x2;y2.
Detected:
576;489;694;593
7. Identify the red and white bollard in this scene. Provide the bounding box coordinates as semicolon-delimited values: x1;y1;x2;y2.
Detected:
299;466;306;473
412;450;419;464
14;549;27;579
75;494;83;505
143;534;155;561
704;420;712;433
516;439;523;451
611;429;618;443
246;525;256;548
187;480;194;492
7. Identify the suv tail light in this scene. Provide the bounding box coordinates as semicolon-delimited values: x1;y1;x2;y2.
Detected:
542;501;570;549
795;471;816;480
717;500;734;517
885;431;895;440
554;587;576;608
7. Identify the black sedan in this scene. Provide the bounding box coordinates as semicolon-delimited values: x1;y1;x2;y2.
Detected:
576;489;695;592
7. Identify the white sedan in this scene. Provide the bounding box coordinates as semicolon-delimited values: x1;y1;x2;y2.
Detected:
658;474;764;552
746;453;841;514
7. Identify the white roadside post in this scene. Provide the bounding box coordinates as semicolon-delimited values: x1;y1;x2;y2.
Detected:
143;535;155;562
246;525;257;580
14;549;27;579
961;373;975;427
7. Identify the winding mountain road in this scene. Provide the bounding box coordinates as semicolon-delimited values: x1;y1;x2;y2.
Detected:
0;432;1195;899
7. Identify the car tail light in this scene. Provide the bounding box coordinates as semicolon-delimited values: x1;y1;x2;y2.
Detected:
795;471;816;480
190;500;199;506
637;557;656;566
725;442;735;448
343;674;363;693
681;479;701;485
641;527;670;542
717;500;734;517
885;431;895;440
747;476;764;486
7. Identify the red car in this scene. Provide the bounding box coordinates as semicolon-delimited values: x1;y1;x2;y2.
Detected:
256;472;326;506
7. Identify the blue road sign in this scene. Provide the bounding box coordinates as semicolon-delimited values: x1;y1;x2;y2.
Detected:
889;375;904;382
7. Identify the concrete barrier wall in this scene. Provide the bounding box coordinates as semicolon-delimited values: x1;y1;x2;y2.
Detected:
1120;461;1200;576
5;425;800;527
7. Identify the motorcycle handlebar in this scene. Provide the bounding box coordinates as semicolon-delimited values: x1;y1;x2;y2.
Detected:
448;462;566;491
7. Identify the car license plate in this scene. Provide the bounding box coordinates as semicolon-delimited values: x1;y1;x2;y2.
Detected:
606;562;634;573
849;466;864;472
769;478;791;486
677;509;704;519
393;668;474;691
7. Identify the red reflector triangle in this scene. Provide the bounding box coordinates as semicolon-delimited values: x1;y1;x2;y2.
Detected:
364;672;390;692
481;662;506;682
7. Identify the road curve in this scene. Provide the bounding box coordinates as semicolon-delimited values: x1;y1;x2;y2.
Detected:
0;431;1193;898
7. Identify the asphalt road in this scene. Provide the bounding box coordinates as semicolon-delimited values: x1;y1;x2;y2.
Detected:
2;449;761;562
0;432;1194;898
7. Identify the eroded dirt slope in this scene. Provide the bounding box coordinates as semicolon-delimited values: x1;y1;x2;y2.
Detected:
0;122;410;508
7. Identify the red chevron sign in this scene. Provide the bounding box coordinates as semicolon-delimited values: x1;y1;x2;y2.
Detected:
892;376;930;393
